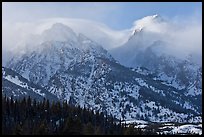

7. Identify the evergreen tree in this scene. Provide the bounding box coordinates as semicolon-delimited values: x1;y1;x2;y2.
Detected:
83;122;94;135
13;124;22;135
2;96;150;135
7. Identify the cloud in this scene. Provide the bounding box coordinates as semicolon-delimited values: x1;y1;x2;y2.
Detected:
2;18;129;52
2;2;120;25
2;12;202;66
2;2;126;58
128;14;202;64
162;16;201;62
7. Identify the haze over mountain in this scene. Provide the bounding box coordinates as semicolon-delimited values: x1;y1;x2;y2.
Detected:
2;2;202;135
3;19;202;123
2;14;201;66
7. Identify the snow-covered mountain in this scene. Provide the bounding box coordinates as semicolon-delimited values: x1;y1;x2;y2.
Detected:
110;15;202;97
5;23;201;123
7;23;113;87
2;18;130;59
2;67;58;101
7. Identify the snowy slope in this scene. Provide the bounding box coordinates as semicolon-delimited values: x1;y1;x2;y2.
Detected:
7;23;113;87
45;53;201;123
2;67;58;101
170;124;202;135
6;22;201;123
110;15;202;97
122;119;202;135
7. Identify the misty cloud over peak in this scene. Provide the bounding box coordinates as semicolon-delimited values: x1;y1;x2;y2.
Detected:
132;14;166;33
2;14;202;65
42;23;78;43
125;14;201;64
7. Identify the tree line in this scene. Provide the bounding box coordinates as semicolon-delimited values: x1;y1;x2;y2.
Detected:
2;96;156;135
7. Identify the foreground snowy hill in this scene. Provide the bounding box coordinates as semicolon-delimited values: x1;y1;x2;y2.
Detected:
122;120;202;135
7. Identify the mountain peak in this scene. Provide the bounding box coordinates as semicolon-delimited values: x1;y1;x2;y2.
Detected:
141;14;162;22
152;14;159;18
42;23;78;43
152;14;160;19
49;23;75;34
130;14;164;36
52;22;69;28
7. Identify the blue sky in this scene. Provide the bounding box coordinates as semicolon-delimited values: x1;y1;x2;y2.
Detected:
2;2;202;30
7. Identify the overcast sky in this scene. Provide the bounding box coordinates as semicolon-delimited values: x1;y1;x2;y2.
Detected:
2;2;202;30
